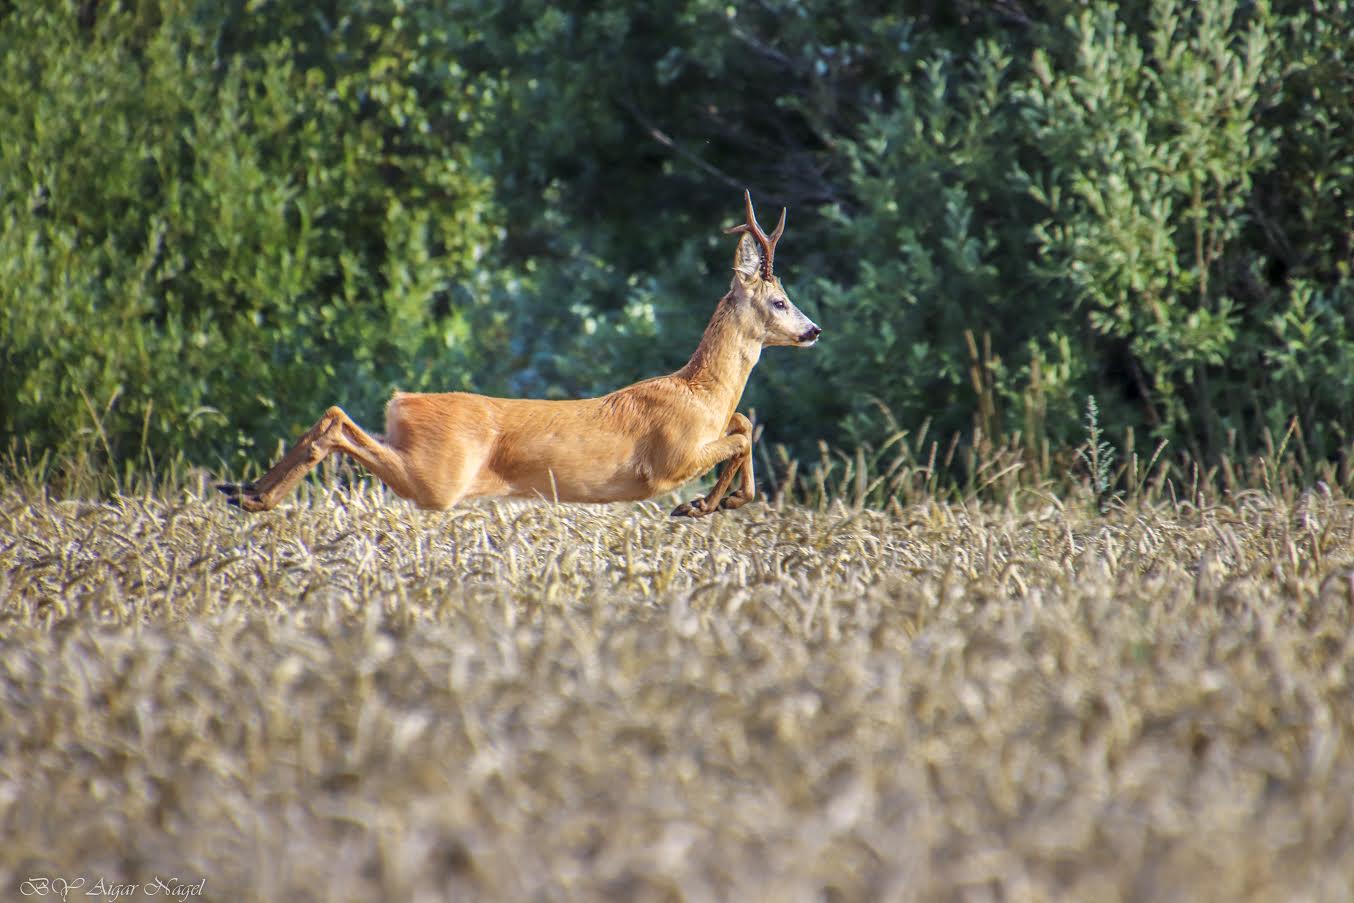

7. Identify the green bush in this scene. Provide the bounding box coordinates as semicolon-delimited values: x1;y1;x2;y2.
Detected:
4;0;1354;489
1021;0;1278;456
0;1;498;470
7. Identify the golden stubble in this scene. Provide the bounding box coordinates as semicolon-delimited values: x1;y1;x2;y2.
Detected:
1;481;1352;901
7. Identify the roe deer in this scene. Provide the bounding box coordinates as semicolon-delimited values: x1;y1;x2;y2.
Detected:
218;190;821;517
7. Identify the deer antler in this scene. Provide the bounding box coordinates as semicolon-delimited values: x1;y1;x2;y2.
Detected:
724;189;786;280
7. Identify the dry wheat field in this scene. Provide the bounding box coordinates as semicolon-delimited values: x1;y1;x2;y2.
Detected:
1;475;1353;902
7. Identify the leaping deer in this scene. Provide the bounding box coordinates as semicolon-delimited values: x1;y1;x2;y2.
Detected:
218;190;821;517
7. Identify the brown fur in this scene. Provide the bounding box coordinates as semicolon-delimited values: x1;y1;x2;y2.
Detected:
220;195;820;518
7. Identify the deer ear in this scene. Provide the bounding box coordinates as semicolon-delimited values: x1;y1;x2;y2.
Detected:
732;231;764;280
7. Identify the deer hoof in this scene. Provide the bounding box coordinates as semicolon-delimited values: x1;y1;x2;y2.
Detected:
219;483;269;512
670;498;710;518
719;492;752;511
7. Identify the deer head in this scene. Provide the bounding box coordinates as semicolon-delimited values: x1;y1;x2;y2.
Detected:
727;190;821;348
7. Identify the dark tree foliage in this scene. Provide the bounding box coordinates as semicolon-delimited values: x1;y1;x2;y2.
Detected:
2;0;1352;482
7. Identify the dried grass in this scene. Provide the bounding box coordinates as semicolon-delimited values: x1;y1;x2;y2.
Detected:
1;478;1352;901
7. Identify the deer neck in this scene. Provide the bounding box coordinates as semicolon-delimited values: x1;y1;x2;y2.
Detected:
678;298;762;409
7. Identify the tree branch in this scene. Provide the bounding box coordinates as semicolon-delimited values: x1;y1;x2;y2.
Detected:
619;99;747;193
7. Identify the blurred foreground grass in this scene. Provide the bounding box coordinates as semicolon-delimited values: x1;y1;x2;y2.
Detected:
1;478;1352;901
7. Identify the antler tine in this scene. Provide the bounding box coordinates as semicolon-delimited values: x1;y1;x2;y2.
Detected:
764;205;787;277
724;190;766;242
742;189;767;246
767;206;787;246
723;189;787;279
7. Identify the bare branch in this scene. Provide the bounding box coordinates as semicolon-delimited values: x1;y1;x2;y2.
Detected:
620;99;745;193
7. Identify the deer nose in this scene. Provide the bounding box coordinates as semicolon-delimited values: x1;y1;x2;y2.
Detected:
801;325;822;342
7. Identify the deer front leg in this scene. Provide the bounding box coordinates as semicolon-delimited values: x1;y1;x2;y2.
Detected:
716;412;756;511
671;416;753;518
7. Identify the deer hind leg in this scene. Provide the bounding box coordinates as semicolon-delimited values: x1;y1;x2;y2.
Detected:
217;409;340;511
219;406;422;512
671;420;753;518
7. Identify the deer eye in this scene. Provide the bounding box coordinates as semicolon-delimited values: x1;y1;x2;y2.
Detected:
772;298;787;311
